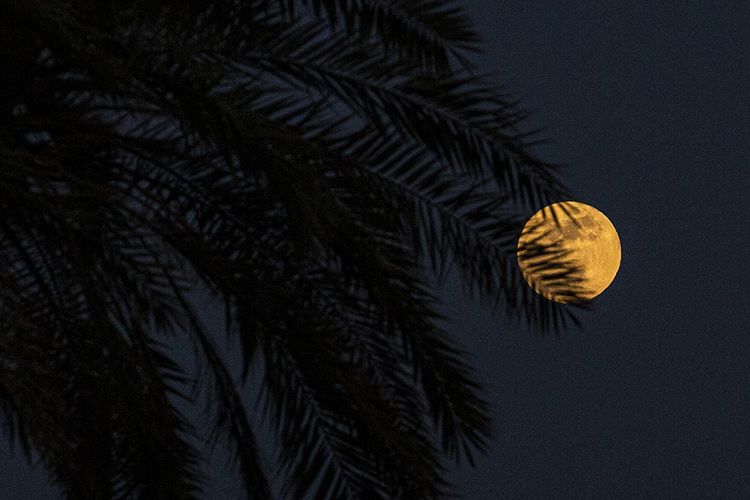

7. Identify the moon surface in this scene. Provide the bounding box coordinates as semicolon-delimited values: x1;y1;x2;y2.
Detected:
517;202;621;303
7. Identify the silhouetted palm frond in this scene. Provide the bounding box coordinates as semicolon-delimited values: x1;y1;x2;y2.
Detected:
0;0;581;497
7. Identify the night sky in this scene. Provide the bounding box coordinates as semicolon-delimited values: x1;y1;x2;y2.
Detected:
452;1;750;497
3;1;750;498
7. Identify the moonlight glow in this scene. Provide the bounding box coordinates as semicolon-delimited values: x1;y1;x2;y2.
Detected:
517;201;621;303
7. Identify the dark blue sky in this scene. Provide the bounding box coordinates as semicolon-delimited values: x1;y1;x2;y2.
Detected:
451;1;750;497
3;1;750;498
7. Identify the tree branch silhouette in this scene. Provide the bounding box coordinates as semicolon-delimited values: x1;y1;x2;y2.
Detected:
1;0;583;497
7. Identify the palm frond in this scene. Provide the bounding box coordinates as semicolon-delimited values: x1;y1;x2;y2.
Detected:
0;0;584;497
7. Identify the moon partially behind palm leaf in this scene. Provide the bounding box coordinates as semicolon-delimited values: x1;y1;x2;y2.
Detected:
517;202;621;303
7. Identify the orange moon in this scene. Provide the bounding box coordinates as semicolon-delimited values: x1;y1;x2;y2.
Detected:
517;201;621;303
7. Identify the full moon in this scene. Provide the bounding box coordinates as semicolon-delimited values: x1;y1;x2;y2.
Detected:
517;201;621;303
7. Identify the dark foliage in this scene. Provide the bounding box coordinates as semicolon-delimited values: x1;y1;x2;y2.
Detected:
0;0;580;498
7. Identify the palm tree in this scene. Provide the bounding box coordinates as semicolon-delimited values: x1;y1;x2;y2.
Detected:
0;0;580;498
